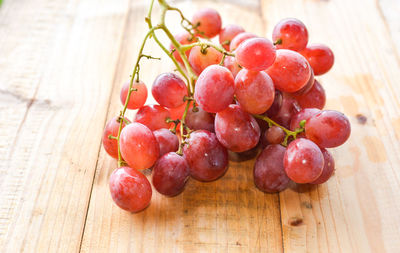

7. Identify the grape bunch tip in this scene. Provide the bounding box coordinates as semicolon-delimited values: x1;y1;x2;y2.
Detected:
102;0;350;213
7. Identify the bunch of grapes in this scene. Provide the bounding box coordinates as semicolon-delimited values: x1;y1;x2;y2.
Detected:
102;1;350;213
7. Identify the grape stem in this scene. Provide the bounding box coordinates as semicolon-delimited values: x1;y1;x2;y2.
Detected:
252;114;304;147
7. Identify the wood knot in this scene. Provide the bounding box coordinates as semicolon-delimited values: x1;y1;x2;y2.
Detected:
289;217;303;226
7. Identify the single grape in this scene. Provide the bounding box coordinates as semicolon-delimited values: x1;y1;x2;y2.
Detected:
192;8;222;38
263;126;285;145
135;104;171;131
254;144;291;193
120;122;160;170
290;108;320;131
266;49;311;92
183;130;228;181
152;73;187;108
270;92;301;129
215;104;260;152
234;69;275;114
292;79;326;109
186;106;215;132
300;43;334;75
102;116;130;159
310;148;335;184
305;110;351;148
223;55;242;78
292;68;314;95
272;18;308;52
228;143;261;162
265;90;283;117
152;152;190;196
189;46;223;75
236;37;276;71
109;166;152;212
230;32;257;51
170;31;198;65
153;128;179;157
120;80;148;110
283;138;324;183
194;65;234;113
219;24;245;51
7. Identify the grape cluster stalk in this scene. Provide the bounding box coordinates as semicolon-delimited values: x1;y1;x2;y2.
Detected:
102;0;349;213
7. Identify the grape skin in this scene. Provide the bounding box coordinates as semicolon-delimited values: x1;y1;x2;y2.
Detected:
183;130;228;181
230;32;257;51
120;122;160;170
300;43;334;75
305;110;351;148
186;106;215;132
270;92;301;129
102;117;130;159
194;65;235;113
120;81;148;110
272;18;309;52
109;166;152;213
192;8;222;38
254;144;291;193
292;79;326;109
234;69;275;114
310;148;335;184
152;73;187;108
290;108;321;131
215;104;261;152
189;46;223;75
135;104;171;131
219;24;245;51
263;126;285;145
284;138;324;183
152;152;190;196
153;128;179;157
236;37;276;71
223;55;242;78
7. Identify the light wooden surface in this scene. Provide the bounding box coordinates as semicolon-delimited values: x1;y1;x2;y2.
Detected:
0;0;400;252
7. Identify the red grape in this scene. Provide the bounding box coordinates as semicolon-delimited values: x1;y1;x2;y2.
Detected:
292;79;326;109
167;102;189;120
310;148;335;184
192;8;222;38
183;130;228;181
223;55;242;78
219;24;245;50
194;65;235;113
272;18;308;51
263;126;285;145
189;46;223;75
236;37;276;71
120;80;148;110
254;144;291;193
170;31;198;65
234;69;275;114
186;106;215;132
215;104;260;152
292;68;314;95
152;73;187;108
109;166;152;212
135;104;171;131
152;152;190;196
102;117;130;159
265;90;283;117
300;43;334;75
153;128;179;157
266;49;311;92
284;138;324;183
230;32;257;51
228;143;261;162
120;122;160;170
305;110;351;148
290;108;320;131
270;92;301;129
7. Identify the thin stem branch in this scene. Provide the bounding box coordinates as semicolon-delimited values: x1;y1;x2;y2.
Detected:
181;41;235;57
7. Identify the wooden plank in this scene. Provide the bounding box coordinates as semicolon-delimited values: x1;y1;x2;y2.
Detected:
0;0;130;251
80;1;283;252
260;0;400;252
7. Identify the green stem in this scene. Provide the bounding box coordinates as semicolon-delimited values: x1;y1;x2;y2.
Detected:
180;41;235;57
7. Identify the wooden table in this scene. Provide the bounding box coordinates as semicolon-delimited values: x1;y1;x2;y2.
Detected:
1;0;400;252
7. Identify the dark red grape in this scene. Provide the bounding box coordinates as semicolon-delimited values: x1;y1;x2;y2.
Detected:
228;143;261;162
120;122;160;170
192;8;222;38
152;152;190;196
120;80;148;110
109;166;152;212
305;110;351;148
153;128;179;157
300;43;334;75
215;104;260;152
263;126;285;145
270;92;301;129
186;106;215;132
283;138;324;183
102;117;130;159
310;148;335;184
236;37;276;71
290;108;320;131
272;18;308;52
194;65;234;113
254;144;291;193
152;73;187;108
219;24;245;51
293;79;326;109
183;130;228;181
135;104;171;131
265;90;283;117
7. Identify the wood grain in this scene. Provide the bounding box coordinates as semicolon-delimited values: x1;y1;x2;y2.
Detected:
0;0;400;252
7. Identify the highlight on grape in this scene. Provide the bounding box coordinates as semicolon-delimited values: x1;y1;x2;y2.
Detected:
102;0;349;212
